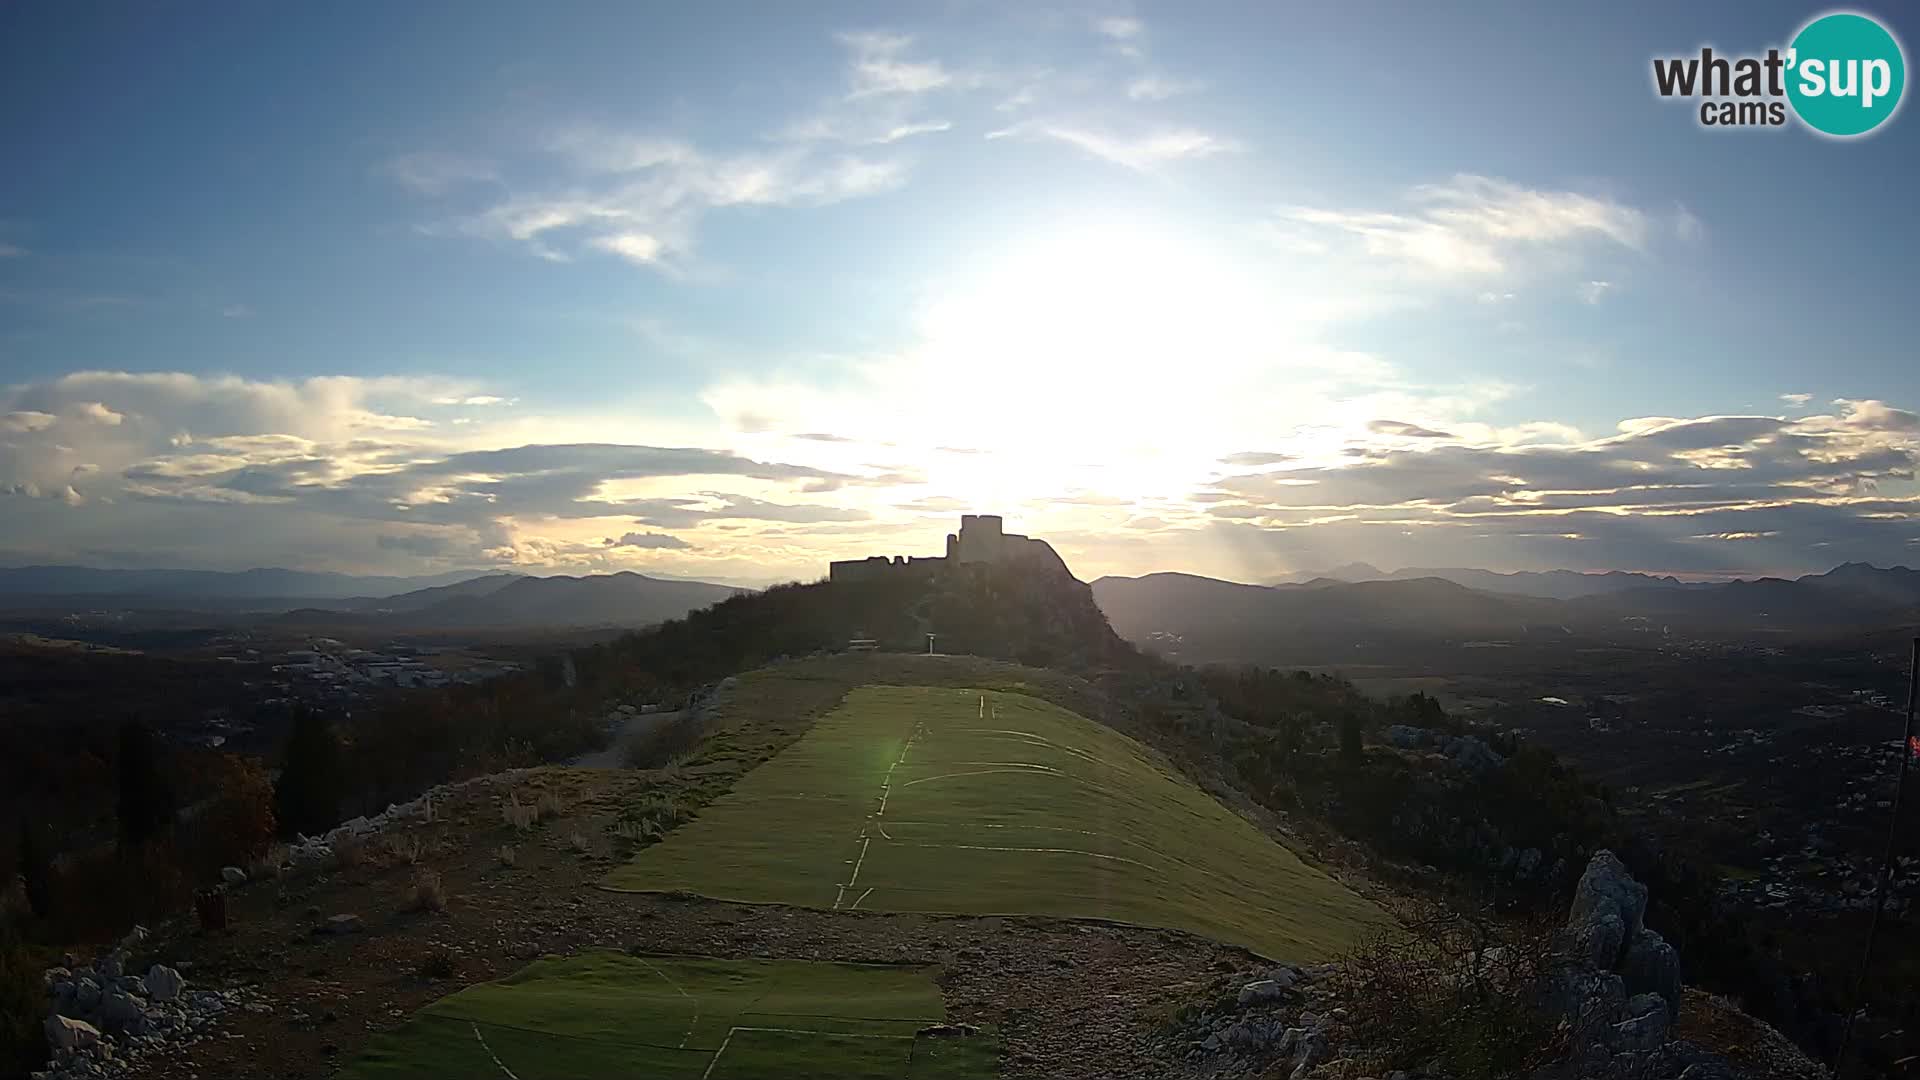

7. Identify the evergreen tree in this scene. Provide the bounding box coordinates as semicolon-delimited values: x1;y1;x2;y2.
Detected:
273;711;345;838
115;721;175;851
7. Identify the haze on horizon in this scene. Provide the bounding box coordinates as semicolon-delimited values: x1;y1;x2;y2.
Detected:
4;2;1918;588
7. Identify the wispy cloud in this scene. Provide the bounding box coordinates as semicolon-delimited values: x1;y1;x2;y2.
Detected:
0;243;25;258
839;31;954;98
1126;75;1200;101
991;122;1237;171
381;151;497;195
1282;175;1678;276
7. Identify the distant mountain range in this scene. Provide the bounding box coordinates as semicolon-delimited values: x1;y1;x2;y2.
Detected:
0;564;494;601
1267;563;1698;599
0;564;746;630
1093;562;1920;664
290;571;746;629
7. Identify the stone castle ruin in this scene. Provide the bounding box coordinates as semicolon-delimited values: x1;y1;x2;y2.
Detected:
829;514;1070;584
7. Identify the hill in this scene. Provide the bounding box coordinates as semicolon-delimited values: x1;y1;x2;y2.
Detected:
606;683;1387;960
1272;563;1693;599
1091;572;1564;663
277;572;745;630
0;564;491;603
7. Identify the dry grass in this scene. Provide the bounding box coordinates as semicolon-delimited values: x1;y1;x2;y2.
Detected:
568;830;592;855
502;792;538;830
247;843;289;881
496;844;516;867
406;868;447;913
382;833;423;866
535;790;564;819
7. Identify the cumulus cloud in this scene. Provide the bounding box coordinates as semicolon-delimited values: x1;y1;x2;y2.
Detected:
1367;420;1455;439
1196;401;1920;575
606;531;694;550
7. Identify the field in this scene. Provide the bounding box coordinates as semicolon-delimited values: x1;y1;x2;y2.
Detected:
606;685;1388;960
340;952;996;1080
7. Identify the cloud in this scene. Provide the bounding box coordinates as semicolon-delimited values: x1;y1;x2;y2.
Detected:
1578;279;1612;304
407;103;912;269
0;243;25;258
1126;75;1200;101
382;151;497;195
2;411;56;434
838;31;954;98
220;304;253;319
1194;400;1920;575
1282;175;1674;276
1781;393;1813;407
994;123;1238;171
1221;451;1294;466
606;531;694;550
1095;16;1143;40
1367;419;1455;439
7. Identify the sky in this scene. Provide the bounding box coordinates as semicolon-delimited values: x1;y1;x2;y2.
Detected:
3;1;1919;586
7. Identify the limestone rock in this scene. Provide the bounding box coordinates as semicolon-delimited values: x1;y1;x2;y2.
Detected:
1610;992;1670;1053
145;965;184;1003
1238;978;1288;1006
1619;927;1682;1020
220;866;248;886
1568;850;1647;940
45;1014;102;1053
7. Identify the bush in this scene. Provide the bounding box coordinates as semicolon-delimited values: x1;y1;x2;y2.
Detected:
1335;903;1570;1077
415;948;456;980
406;868;447;913
0;927;48;1079
192;756;277;874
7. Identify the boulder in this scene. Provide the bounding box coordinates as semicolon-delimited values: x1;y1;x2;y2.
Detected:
145;965;185;1003
45;1014;102;1053
94;949;126;980
221;866;248;886
1289;1026;1330;1078
73;975;103;1014
1385;725;1430;748
1238;979;1288;1006
1619;928;1682;1019
1574;910;1627;970
99;988;145;1033
1568;850;1647;940
1610;992;1670;1052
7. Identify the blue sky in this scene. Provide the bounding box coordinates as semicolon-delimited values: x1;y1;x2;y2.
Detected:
3;2;1918;584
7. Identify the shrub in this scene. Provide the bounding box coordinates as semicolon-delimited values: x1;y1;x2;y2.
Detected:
415;948;456;980
535;790;563;819
0;927;48;1079
15;821;50;920
332;833;366;871
382;833;423;866
1335;903;1569;1077
194;756;277;873
495;844;516;867
502;792;537;830
407;868;447;913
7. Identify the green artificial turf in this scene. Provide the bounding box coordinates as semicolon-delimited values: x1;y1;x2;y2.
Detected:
340;952;995;1080
606;685;1390;961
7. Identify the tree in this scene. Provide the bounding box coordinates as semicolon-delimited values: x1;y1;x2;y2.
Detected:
115;721;175;851
15;821;50;920
274;711;345;839
1339;711;1364;765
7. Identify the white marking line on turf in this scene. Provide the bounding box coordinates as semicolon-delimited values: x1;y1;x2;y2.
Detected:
470;1023;522;1080
957;728;1114;769
899;766;1060;788
703;1025;912;1077
836;719;920;908
635;956;700;1049
851;886;875;909
893;841;1155;870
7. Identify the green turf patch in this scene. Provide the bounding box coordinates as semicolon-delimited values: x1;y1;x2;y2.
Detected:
606;685;1390;961
339;952;995;1080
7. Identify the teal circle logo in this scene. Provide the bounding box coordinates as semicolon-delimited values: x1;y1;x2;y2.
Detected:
1786;12;1906;137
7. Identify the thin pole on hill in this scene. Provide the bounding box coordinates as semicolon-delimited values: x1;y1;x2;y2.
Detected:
1837;636;1919;1077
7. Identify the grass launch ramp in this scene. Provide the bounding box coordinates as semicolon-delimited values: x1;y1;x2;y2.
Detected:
340;952;996;1080
607;685;1388;960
